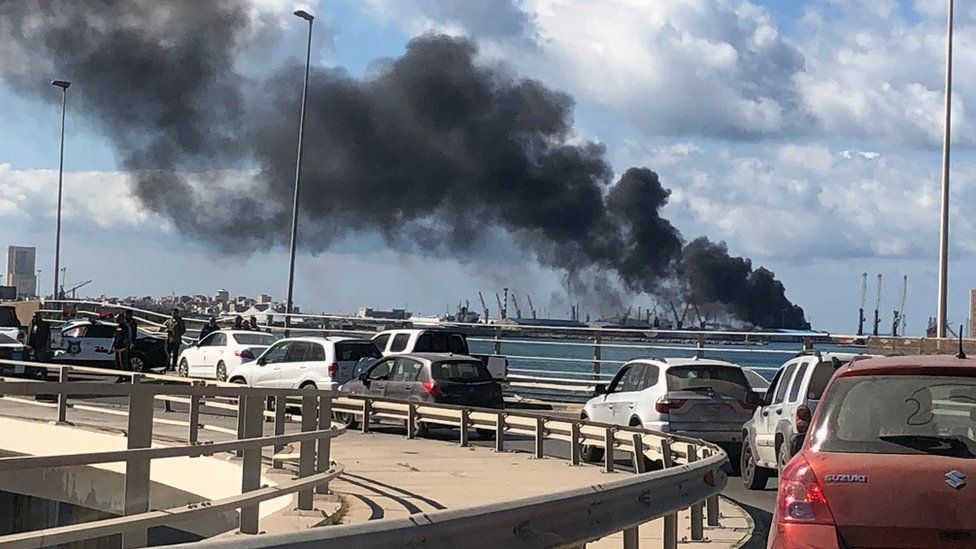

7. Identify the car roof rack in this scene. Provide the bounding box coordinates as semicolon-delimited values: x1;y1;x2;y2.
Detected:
793;349;822;358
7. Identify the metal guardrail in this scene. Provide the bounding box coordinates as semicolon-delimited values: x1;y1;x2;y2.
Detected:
0;360;729;549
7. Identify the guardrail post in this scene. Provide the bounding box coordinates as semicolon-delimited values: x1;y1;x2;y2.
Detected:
407;402;417;439
604;427;615;473
803;336;813;351
569;422;581;466
688;444;704;541
660;439;677;549
623;527;639;549
696;333;705;358
534;416;545;458
187;388;201;445
361;399;371;434
122;376;153;548
593;332;602;380
459;408;470;447
495;411;505;452
316;393;332;495
493;326;502;355
235;395;247;458
240;394;263;534
56;366;70;424
298;393;316;510
630;433;646;474
704;449;720;526
272;394;287;468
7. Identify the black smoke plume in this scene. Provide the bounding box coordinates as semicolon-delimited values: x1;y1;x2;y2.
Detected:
0;1;808;328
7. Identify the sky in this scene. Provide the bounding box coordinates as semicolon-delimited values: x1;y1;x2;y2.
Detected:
2;0;976;335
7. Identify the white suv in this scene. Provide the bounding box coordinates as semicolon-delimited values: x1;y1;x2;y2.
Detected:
228;337;382;390
581;357;755;465
740;351;869;489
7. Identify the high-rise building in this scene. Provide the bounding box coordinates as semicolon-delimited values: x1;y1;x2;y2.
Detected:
215;288;229;303
5;246;37;298
969;289;976;339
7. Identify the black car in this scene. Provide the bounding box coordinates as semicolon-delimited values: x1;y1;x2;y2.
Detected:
340;352;504;433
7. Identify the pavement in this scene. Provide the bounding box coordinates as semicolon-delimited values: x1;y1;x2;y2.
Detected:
0;387;759;547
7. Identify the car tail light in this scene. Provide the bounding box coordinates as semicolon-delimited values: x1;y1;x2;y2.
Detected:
235;349;255;360
795;404;812;434
655;397;686;413
327;362;339;378
777;454;834;525
421;380;443;397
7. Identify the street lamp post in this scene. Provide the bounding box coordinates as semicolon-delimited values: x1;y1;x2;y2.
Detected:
936;0;954;339
52;79;70;304
285;10;314;337
36;270;42;299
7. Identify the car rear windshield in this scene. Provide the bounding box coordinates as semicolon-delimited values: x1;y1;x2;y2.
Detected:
666;365;750;394
335;341;382;361
814;375;976;458
413;332;468;354
431;361;491;382
233;333;276;345
0;308;20;328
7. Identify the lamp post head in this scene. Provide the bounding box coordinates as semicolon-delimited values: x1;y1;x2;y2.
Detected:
293;9;314;22
51;80;71;89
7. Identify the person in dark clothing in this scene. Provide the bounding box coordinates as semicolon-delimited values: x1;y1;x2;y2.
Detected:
199;317;219;341
250;316;262;332
27;311;52;379
233;315;244;330
112;313;130;371
162;309;186;371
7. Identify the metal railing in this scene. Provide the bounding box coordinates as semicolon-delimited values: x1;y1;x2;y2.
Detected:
0;360;730;549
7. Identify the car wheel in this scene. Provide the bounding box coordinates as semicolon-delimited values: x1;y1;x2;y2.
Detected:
777;440;792;473
229;377;246;384
300;381;317;390
216;361;228;382
177;359;189;378
129;353;146;373
579;414;605;463
334;412;359;429
741;440;771;490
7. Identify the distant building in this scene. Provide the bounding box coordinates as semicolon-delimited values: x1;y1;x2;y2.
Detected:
215;288;229;303
5;246;37;298
259;294;272;304
969;290;976;338
358;307;411;320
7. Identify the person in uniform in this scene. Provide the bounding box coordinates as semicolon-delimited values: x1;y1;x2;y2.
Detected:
112;313;130;371
163;309;186;372
27;311;51;379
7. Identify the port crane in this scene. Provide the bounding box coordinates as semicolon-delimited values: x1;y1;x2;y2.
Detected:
872;274;882;337
526;294;537;319
668;300;690;329
64;280;92;299
857;272;867;336
892;275;907;336
511;291;523;319
478;292;490;324
495;292;505;319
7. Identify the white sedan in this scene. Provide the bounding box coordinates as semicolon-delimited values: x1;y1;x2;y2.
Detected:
177;330;277;381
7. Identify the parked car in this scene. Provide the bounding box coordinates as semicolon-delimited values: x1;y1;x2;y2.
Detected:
371;329;508;380
581;357;755;465
53;319;168;372
768;355;976;548
0;333;26;375
228;336;381;389
0;306;25;345
339;352;504;433
741;352;868;490
177;330;277;381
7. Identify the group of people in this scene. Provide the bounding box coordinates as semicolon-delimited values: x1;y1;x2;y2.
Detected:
110;309;142;371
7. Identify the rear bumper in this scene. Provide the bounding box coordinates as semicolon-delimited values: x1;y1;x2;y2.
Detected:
648;423;742;444
768;523;839;549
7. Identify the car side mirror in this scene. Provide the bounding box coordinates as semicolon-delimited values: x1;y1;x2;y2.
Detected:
256;357;266;366
745;391;763;407
594;384;607;395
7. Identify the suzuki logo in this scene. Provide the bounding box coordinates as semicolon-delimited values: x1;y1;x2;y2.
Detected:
946;470;966;490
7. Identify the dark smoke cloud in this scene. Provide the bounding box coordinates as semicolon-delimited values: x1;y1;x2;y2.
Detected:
0;1;808;328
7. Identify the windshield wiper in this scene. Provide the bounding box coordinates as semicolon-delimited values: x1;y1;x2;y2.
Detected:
878;434;976;458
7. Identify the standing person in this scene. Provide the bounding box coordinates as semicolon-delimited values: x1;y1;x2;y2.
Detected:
112;313;130;371
233;315;244;330
250;316;262;332
199;316;219;341
27;311;51;379
162;309;186;372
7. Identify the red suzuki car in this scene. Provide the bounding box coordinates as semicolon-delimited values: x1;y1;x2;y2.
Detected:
769;355;976;548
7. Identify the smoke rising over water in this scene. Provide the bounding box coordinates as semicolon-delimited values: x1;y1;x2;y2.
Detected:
0;1;808;328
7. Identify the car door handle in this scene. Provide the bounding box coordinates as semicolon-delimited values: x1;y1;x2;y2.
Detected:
762;410;769;417
628;403;635;409
608;404;614;409
775;409;782;415
405;386;413;391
